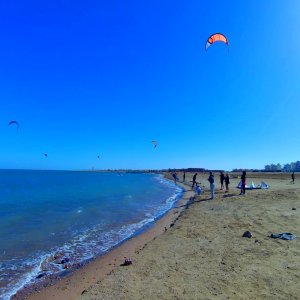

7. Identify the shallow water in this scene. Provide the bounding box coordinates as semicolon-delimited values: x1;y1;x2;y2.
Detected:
0;170;182;299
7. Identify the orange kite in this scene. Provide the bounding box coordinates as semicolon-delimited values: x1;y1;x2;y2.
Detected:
205;33;229;50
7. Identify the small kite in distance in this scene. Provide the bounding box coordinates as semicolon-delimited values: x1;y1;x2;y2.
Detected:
151;141;158;148
97;155;100;159
44;153;48;157
205;33;229;50
8;120;20;131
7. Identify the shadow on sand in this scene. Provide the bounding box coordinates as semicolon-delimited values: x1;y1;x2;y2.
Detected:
175;196;213;209
222;193;240;199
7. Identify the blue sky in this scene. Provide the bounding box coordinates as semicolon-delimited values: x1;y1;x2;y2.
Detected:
0;0;299;170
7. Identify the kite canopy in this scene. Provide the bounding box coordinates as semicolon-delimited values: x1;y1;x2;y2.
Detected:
8;120;20;131
151;141;158;148
205;33;229;50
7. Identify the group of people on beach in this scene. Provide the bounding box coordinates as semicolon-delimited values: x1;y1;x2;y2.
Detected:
208;171;247;198
190;171;233;199
219;172;230;192
172;170;248;200
173;170;296;199
206;171;235;199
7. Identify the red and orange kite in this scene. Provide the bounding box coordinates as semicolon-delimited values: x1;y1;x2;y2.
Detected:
205;33;229;50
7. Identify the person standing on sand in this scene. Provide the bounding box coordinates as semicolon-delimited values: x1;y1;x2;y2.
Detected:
225;173;230;192
240;171;246;195
192;173;198;189
183;172;186;182
172;173;177;184
208;172;215;199
291;172;295;184
220;172;225;190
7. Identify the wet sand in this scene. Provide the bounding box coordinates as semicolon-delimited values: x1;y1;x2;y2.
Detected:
21;173;300;299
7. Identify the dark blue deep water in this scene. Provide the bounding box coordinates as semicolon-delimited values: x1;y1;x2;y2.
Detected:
0;170;182;299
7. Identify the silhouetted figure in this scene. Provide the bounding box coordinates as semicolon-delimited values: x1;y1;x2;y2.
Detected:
183;172;186;182
225;173;230;192
291;172;295;184
220;172;225;190
192;173;198;189
240;171;246;195
172;173;178;184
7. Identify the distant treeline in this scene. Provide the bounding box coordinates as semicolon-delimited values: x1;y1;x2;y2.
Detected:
103;163;300;173
232;169;262;172
264;161;300;172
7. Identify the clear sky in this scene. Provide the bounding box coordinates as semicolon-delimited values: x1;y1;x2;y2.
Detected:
0;0;299;171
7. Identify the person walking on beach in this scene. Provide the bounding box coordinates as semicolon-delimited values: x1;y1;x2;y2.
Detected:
291;172;295;184
220;172;225;190
183;172;186;182
192;173;198;190
225;173;230;192
240;171;246;195
172;173;178;184
208;172;215;199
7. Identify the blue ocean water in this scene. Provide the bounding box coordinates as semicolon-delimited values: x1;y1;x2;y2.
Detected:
0;170;182;299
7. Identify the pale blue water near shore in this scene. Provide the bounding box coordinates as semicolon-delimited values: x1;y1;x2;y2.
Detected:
0;170;183;299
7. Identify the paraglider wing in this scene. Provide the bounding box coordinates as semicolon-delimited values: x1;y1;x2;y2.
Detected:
205;33;229;50
8;120;20;131
151;141;158;148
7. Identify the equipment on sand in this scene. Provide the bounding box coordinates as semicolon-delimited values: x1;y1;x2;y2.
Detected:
270;233;296;240
237;181;269;190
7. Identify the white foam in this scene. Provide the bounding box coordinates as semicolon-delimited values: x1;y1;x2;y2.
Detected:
1;254;49;300
2;173;184;299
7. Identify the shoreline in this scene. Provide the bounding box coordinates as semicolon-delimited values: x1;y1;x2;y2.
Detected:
13;176;194;300
9;172;300;299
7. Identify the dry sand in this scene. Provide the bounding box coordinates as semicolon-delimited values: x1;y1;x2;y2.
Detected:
26;172;299;300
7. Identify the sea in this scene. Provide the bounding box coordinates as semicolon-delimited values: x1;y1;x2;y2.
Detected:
0;170;183;300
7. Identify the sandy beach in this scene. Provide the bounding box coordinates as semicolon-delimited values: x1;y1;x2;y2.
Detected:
23;172;299;300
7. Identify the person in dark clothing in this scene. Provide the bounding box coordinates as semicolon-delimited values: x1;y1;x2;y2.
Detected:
172;173;178;184
220;172;225;190
291;172;295;184
240;171;246;195
192;173;198;189
183;172;186;182
208;172;215;199
224;173;230;192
